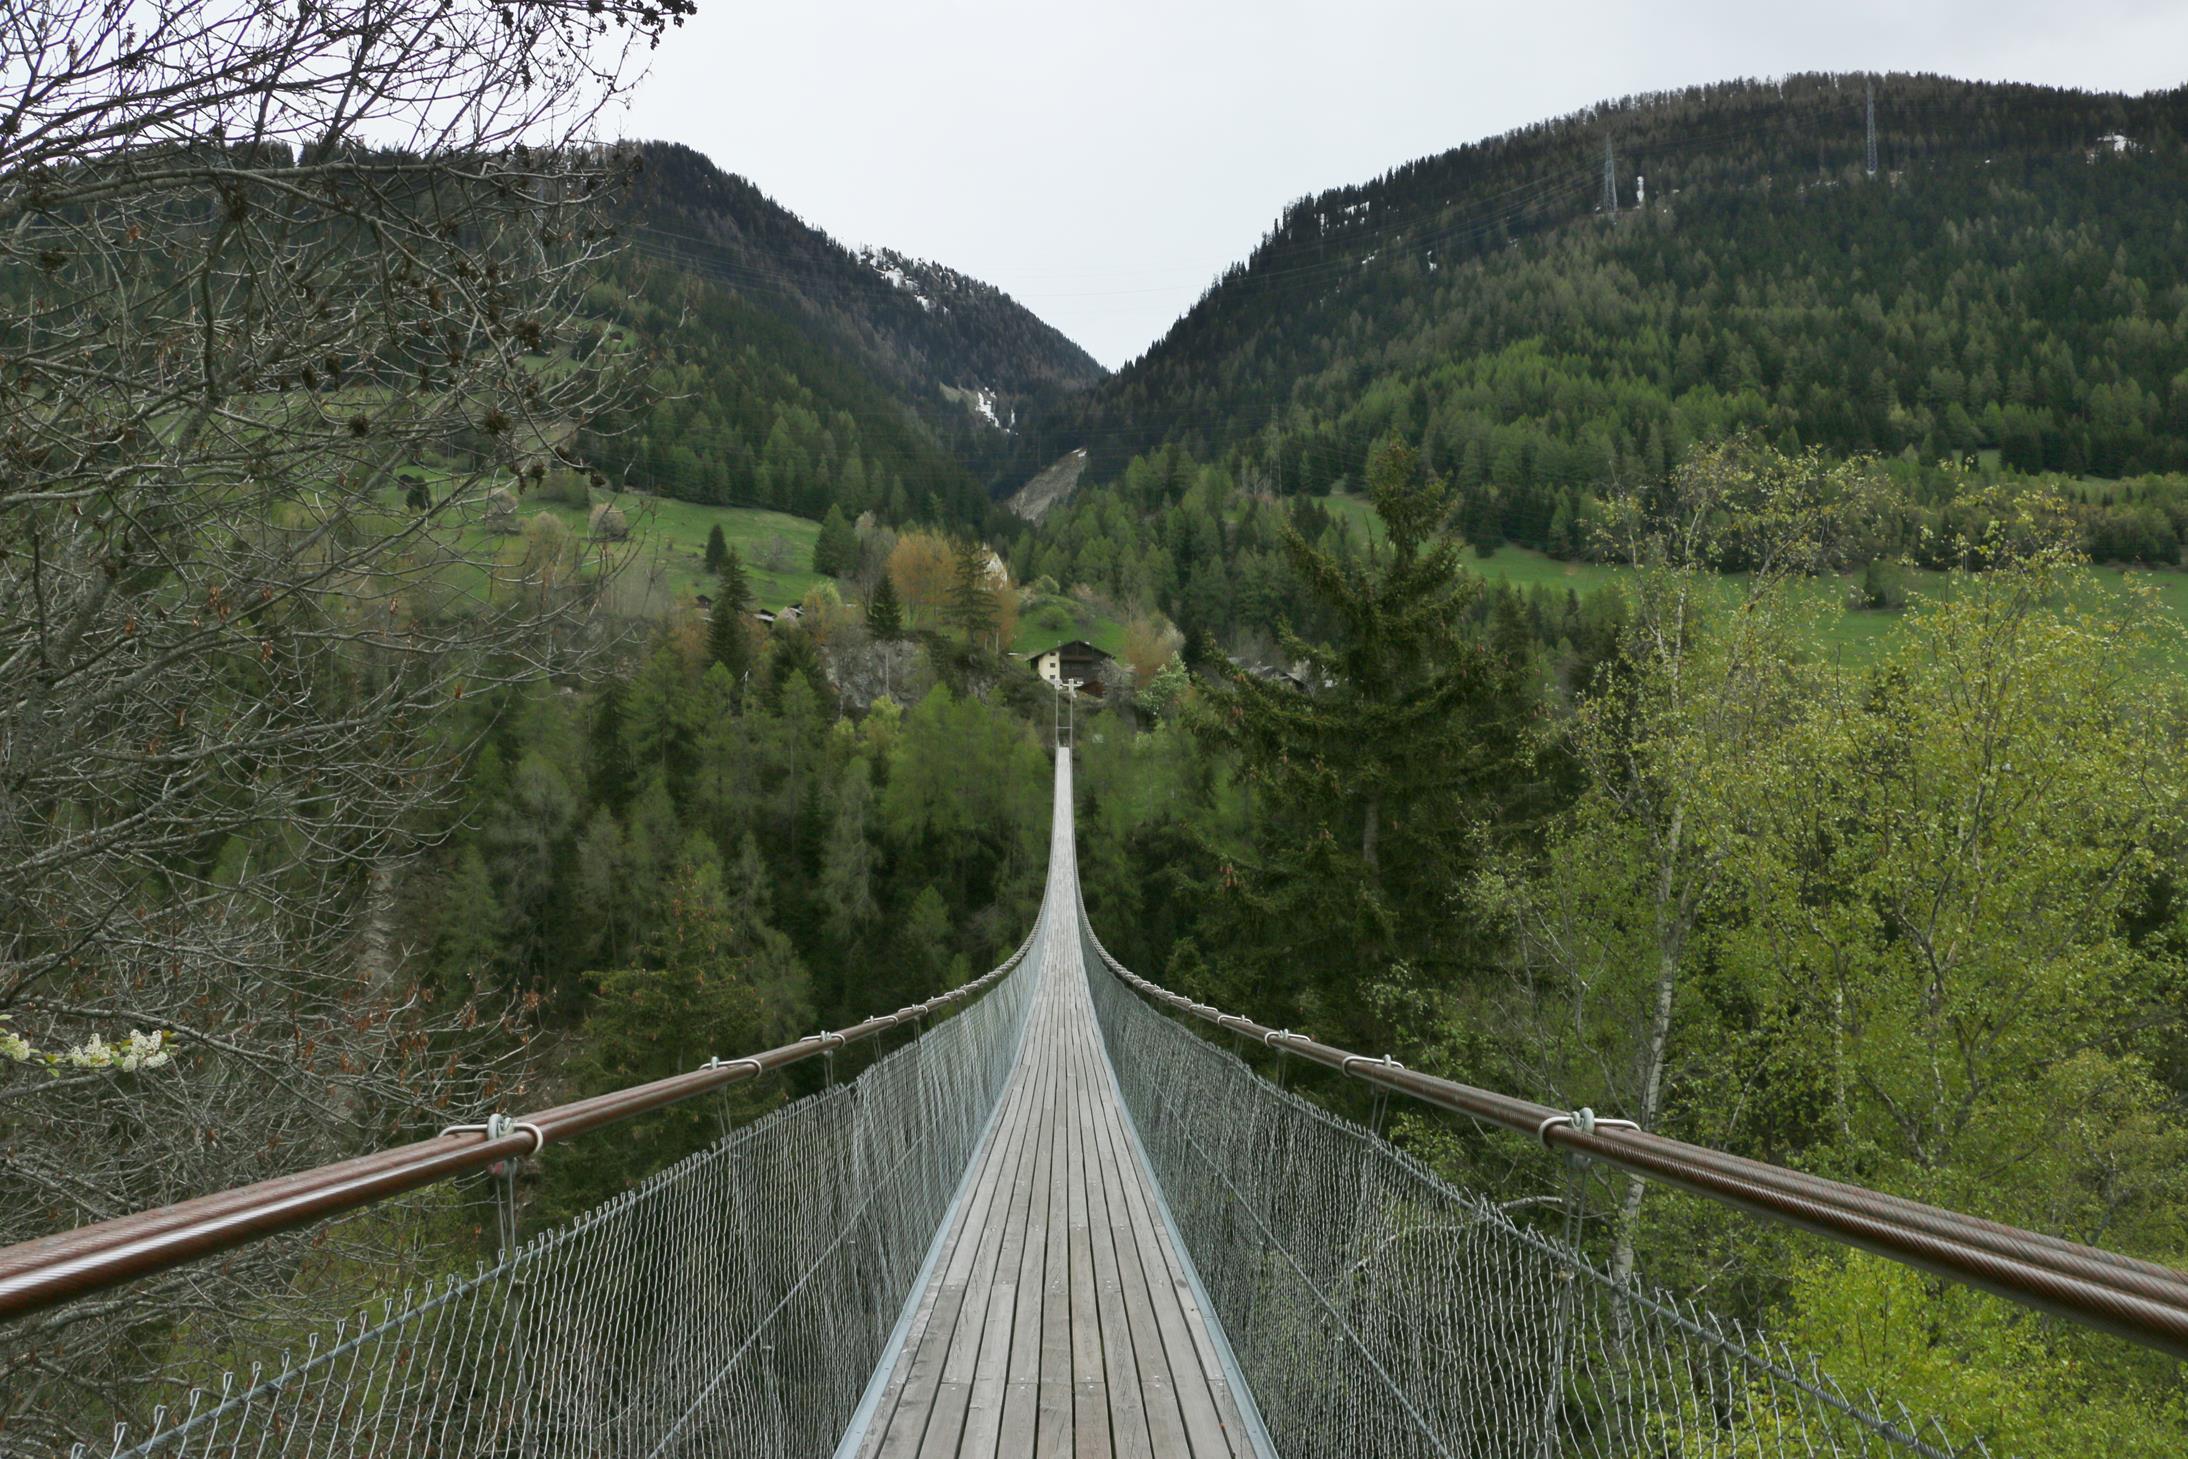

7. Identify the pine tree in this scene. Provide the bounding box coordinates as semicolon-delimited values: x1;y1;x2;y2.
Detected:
812;504;857;578
708;589;751;684
945;538;998;646
704;523;728;575
587;678;635;814
867;571;903;639
717;545;751;616
1191;439;1530;1048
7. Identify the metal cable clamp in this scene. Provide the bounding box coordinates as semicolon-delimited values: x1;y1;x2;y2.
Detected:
1342;1054;1405;1076
702;1055;765;1079
1536;1107;1639;1147
440;1112;546;1156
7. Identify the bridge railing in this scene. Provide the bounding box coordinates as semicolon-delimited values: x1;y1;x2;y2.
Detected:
1077;897;2188;1459
1078;913;2188;1362
0;930;1034;1327
3;926;1048;1457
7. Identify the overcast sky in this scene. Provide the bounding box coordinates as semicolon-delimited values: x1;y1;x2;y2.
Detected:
613;1;2188;370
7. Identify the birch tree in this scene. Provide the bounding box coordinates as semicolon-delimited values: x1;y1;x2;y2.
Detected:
1480;438;1884;1285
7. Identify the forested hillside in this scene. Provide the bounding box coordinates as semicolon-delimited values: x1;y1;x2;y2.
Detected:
575;142;1101;530
1008;76;2188;576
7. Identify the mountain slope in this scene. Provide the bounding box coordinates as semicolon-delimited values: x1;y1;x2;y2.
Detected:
627;143;1100;430
1029;73;2188;522
573;141;1103;528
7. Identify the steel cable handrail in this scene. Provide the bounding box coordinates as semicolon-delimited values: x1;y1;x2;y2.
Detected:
0;928;1037;1325
1076;905;2188;1362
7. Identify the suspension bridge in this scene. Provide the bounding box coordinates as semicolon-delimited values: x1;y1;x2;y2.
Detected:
4;749;2187;1457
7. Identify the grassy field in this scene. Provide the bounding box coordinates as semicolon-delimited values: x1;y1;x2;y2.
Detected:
383;476;825;617
1321;493;2188;666
1013;594;1131;659
571;494;824;611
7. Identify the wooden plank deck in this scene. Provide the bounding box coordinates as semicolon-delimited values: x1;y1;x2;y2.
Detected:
848;757;1261;1459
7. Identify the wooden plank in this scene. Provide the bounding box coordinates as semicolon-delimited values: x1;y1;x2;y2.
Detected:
849;866;1268;1459
1070;995;1157;1459
868;1004;1049;1459
950;987;1062;1459
1064;999;1111;1459
1082;1009;1251;1457
964;981;1063;1457
1036;969;1077;1459
996;981;1059;1457
1074;1008;1195;1459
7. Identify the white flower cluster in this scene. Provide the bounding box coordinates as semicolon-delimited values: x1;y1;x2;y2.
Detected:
0;1015;173;1074
60;1029;174;1072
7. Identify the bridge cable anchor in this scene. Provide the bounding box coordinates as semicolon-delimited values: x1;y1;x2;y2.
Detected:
802;1029;846;1085
1343;1055;1405;1137
702;1054;768;1130
439;1113;542;1262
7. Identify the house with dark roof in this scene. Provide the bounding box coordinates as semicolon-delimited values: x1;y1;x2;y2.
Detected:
1023;639;1113;696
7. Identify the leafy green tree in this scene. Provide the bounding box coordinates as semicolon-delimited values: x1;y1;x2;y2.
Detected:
571;809;638;971
704;522;729;574
1477;438;1884;1286
481;751;579;986
1737;505;2188;1226
1139;654;1191;724
1191;439;1529;1049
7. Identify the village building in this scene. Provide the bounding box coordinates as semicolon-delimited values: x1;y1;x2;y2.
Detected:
1024;638;1113;696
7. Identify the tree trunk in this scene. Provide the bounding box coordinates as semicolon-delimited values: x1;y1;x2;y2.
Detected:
1611;804;1684;1290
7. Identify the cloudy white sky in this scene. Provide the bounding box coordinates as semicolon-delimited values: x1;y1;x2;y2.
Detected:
615;1;2188;369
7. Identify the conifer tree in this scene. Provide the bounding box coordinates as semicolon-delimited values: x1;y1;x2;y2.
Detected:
812;504;858;577
587;678;635;814
717;545;752;617
946;537;999;647
704;523;729;575
867;572;904;640
1191;439;1530;1048
708;589;751;685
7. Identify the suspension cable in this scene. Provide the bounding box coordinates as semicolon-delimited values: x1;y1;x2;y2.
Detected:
0;928;1037;1324
1076;909;2188;1362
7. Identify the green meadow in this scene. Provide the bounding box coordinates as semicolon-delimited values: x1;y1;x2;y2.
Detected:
1322;493;2188;667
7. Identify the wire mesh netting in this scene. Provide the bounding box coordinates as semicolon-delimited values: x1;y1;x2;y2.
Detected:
1077;920;1984;1459
88;941;1045;1459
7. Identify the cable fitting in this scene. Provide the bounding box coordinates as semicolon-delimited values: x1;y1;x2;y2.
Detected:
1536;1107;1640;1148
441;1113;546;1157
702;1055;764;1079
1342;1054;1405;1076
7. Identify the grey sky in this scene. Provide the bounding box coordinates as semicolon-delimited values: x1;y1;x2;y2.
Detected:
614;1;2188;370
